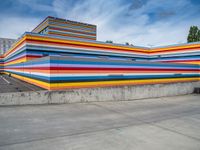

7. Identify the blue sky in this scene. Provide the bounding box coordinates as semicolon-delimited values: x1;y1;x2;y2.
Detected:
0;0;200;46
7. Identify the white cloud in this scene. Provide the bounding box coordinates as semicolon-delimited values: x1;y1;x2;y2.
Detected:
0;17;39;39
0;0;200;47
18;0;53;12
52;0;200;46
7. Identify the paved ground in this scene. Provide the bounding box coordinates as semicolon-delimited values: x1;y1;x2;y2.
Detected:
0;94;200;150
0;74;44;93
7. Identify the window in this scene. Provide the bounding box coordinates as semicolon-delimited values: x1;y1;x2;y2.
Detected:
39;27;48;34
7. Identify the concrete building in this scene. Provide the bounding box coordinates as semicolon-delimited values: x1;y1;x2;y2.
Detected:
0;16;199;90
0;38;16;55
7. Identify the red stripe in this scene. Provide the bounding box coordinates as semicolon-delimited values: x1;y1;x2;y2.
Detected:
159;59;200;62
6;66;197;71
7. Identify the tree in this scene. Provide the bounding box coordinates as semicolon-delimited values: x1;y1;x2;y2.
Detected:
106;40;113;43
197;30;200;41
125;42;134;46
187;26;200;43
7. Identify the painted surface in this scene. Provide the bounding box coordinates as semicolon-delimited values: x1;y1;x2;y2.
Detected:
0;17;199;90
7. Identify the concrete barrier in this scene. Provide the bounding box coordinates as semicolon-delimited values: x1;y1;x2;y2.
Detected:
0;81;200;106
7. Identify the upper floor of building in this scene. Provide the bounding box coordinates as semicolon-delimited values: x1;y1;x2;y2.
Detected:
32;16;97;40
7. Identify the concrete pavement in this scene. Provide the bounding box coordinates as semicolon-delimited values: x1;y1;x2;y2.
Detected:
0;94;200;150
0;74;44;93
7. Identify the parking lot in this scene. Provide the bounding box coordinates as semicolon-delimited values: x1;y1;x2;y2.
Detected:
0;74;44;93
0;94;199;150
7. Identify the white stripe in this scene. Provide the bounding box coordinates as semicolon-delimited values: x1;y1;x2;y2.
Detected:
1;75;10;84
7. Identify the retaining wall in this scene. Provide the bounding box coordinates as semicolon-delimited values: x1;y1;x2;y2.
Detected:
0;81;199;106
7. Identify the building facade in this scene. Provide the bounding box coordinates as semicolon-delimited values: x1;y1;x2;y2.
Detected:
0;38;16;55
32;16;97;40
0;16;199;90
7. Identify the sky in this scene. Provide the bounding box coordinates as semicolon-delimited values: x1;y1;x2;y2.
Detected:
0;0;200;47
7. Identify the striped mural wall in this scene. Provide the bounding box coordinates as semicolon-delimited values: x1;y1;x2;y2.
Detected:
3;32;199;65
149;42;200;65
1;31;200;90
3;56;199;90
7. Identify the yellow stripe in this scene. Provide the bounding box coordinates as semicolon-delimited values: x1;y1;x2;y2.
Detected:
5;57;27;66
175;61;200;65
50;77;199;89
4;72;49;90
26;35;148;52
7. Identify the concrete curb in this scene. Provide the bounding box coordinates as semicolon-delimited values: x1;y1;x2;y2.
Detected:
0;81;200;106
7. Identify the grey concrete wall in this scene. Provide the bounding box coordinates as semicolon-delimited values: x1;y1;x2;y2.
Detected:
0;81;200;106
